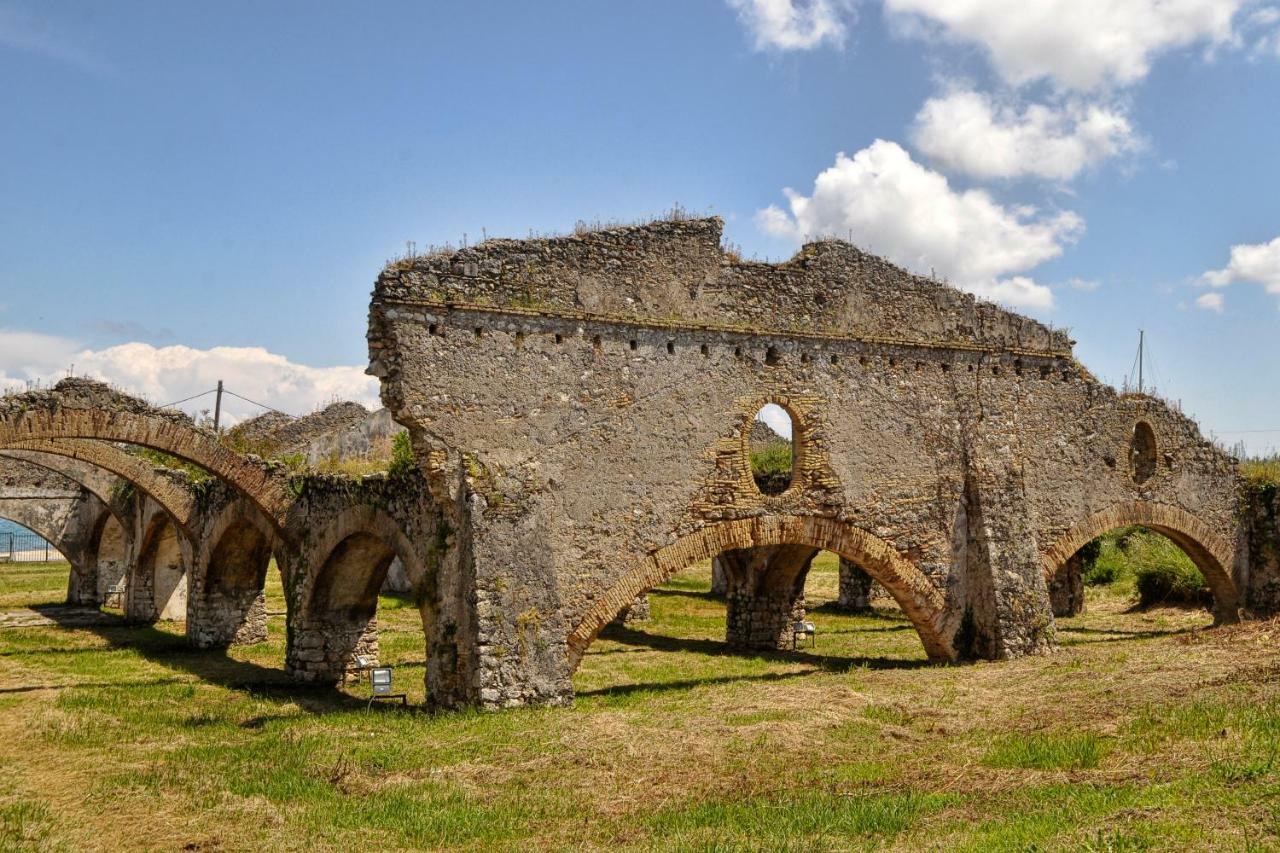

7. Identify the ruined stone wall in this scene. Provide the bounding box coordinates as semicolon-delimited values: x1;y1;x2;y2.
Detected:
369;218;1245;708
1244;483;1280;615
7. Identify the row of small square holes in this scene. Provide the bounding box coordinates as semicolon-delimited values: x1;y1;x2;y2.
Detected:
427;322;1067;379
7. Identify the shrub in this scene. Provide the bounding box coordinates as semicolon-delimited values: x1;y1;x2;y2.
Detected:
1135;561;1211;608
750;440;792;494
388;431;415;477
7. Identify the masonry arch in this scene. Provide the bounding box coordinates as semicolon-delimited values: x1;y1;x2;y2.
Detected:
135;513;188;621
0;440;196;530
90;510;130;607
0;409;291;529
0;510;71;564
567;515;952;669
1042;501;1239;624
188;500;280;647
289;506;428;683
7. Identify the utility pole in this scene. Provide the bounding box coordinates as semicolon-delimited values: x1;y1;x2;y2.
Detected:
213;380;224;433
1141;327;1152;394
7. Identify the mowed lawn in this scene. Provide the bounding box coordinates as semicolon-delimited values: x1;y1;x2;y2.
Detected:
1;555;1279;851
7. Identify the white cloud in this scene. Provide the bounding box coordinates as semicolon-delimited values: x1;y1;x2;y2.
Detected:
911;90;1142;180
726;0;854;50
1202;235;1280;301
755;139;1082;309
756;403;794;438
0;334;379;425
1196;292;1225;311
884;0;1247;90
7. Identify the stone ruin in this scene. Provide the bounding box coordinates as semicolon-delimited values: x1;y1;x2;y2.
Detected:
0;217;1276;710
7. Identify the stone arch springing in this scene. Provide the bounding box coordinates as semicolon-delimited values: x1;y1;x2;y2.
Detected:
567;515;952;669
0;409;291;529
1042;501;1239;623
1131;421;1157;485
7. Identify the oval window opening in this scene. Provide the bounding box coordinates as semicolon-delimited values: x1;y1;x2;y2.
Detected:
750;404;794;495
1131;421;1157;484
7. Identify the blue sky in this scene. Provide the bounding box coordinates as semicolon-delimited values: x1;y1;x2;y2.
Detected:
1;1;1278;453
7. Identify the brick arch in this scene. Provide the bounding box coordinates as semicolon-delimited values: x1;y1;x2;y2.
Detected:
0;440;196;532
567;515;953;668
0;409;291;528
0;448;134;530
1042;501;1240;623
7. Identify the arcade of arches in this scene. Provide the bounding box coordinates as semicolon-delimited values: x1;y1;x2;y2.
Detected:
1;218;1278;710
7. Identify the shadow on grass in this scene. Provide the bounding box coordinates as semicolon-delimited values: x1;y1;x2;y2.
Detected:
597;622;932;674
576;668;820;699
26;605;368;714
1056;623;1200;643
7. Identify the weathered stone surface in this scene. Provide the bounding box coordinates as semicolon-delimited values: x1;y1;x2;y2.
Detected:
368;216;1248;708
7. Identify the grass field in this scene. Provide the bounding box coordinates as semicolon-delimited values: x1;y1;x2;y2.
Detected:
1;554;1278;851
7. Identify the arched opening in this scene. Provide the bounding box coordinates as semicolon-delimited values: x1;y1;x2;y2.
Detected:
1131;422;1157;484
1044;502;1239;642
296;530;418;686
749;404;794;496
582;540;936;697
571;516;951;699
191;515;276;647
0;516;69;608
92;514;130;609
138;517;186;621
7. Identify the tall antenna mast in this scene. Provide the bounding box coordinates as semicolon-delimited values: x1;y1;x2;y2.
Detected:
1138;330;1144;395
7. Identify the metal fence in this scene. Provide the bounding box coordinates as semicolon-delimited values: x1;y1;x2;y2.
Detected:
0;532;57;563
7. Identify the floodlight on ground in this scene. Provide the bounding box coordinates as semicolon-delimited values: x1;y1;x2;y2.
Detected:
366;665;407;709
792;620;816;650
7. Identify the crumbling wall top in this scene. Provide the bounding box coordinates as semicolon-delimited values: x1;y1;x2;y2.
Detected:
375;217;1074;354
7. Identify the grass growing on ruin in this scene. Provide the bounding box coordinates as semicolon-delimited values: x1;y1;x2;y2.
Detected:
2;556;1279;851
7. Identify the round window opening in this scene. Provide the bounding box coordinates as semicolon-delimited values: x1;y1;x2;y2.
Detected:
1131;421;1157;485
749;404;794;495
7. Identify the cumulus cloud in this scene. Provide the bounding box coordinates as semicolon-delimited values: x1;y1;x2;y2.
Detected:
884;0;1247;90
1195;292;1225;311
726;0;854;50
1202;235;1280;303
755;139;1082;309
0;333;380;425
911;90;1142;180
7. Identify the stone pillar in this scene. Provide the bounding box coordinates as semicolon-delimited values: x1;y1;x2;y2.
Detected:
710;555;728;596
188;588;268;648
719;544;819;650
611;592;650;624
956;463;1055;660
65;561;98;607
1049;553;1086;617
836;558;874;612
287;616;379;684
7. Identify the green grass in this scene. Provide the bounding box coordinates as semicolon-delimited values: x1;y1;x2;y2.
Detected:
1079;527;1209;607
983;731;1108;770
0;555;1276;850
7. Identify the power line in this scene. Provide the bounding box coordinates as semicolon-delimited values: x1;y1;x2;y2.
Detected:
221;388;293;418
158;389;216;408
